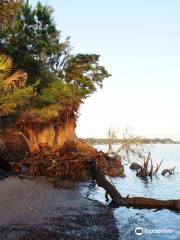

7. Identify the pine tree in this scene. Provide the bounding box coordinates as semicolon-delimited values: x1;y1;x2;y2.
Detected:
0;0;21;30
0;1;110;119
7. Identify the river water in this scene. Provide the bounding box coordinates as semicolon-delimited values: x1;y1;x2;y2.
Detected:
84;144;180;240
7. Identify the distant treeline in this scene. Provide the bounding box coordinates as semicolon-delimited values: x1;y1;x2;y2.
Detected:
81;138;180;145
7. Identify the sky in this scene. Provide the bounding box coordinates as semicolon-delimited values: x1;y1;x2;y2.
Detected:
30;0;180;140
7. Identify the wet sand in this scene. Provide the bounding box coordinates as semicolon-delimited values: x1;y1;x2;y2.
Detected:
0;176;118;240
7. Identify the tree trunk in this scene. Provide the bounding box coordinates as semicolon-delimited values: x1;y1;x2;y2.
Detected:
90;160;180;210
90;160;122;204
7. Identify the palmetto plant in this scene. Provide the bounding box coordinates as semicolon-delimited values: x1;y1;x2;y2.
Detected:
0;54;33;115
0;54;12;79
0;54;27;89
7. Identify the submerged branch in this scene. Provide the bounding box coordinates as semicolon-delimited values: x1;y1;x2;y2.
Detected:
90;159;180;210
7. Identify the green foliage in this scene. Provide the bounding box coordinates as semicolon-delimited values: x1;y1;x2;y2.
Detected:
64;54;111;97
22;104;63;120
36;80;80;107
0;0;70;84
0;54;12;79
0;0;21;30
0;86;34;112
0;53;34;114
0;1;111;120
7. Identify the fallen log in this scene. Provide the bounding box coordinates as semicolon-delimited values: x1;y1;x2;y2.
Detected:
90;160;122;204
118;197;180;210
90;160;180;210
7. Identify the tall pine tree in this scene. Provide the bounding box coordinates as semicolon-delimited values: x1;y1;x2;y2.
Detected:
0;1;110;118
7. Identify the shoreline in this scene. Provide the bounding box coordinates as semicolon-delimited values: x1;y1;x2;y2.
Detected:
0;176;119;240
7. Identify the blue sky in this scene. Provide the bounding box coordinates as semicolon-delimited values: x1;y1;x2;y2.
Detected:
30;0;180;140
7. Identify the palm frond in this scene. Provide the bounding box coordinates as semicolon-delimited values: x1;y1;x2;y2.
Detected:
0;54;12;80
3;70;27;89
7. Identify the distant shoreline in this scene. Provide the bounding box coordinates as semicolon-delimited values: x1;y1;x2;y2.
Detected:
81;138;180;145
91;143;180;145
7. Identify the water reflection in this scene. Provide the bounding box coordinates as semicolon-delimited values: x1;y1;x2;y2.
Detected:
84;144;180;240
85;182;97;199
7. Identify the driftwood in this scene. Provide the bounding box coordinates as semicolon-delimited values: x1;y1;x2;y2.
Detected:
90;161;122;203
136;152;163;177
90;160;180;210
130;162;141;170
161;167;176;176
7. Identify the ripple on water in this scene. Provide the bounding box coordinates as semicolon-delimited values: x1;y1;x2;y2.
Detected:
85;144;180;240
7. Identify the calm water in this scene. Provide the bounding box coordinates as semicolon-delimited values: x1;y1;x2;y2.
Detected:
84;144;180;240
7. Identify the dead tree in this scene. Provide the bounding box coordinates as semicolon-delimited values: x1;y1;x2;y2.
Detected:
106;128;150;163
136;152;163;177
90;160;122;204
90;159;180;210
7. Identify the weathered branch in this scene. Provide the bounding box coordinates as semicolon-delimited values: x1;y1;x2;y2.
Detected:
161;167;176;176
90;160;122;204
90;160;180;210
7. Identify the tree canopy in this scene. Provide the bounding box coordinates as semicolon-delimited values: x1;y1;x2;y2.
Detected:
0;0;111;120
0;0;21;30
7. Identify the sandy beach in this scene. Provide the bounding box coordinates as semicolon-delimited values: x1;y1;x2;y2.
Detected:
0;176;118;240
